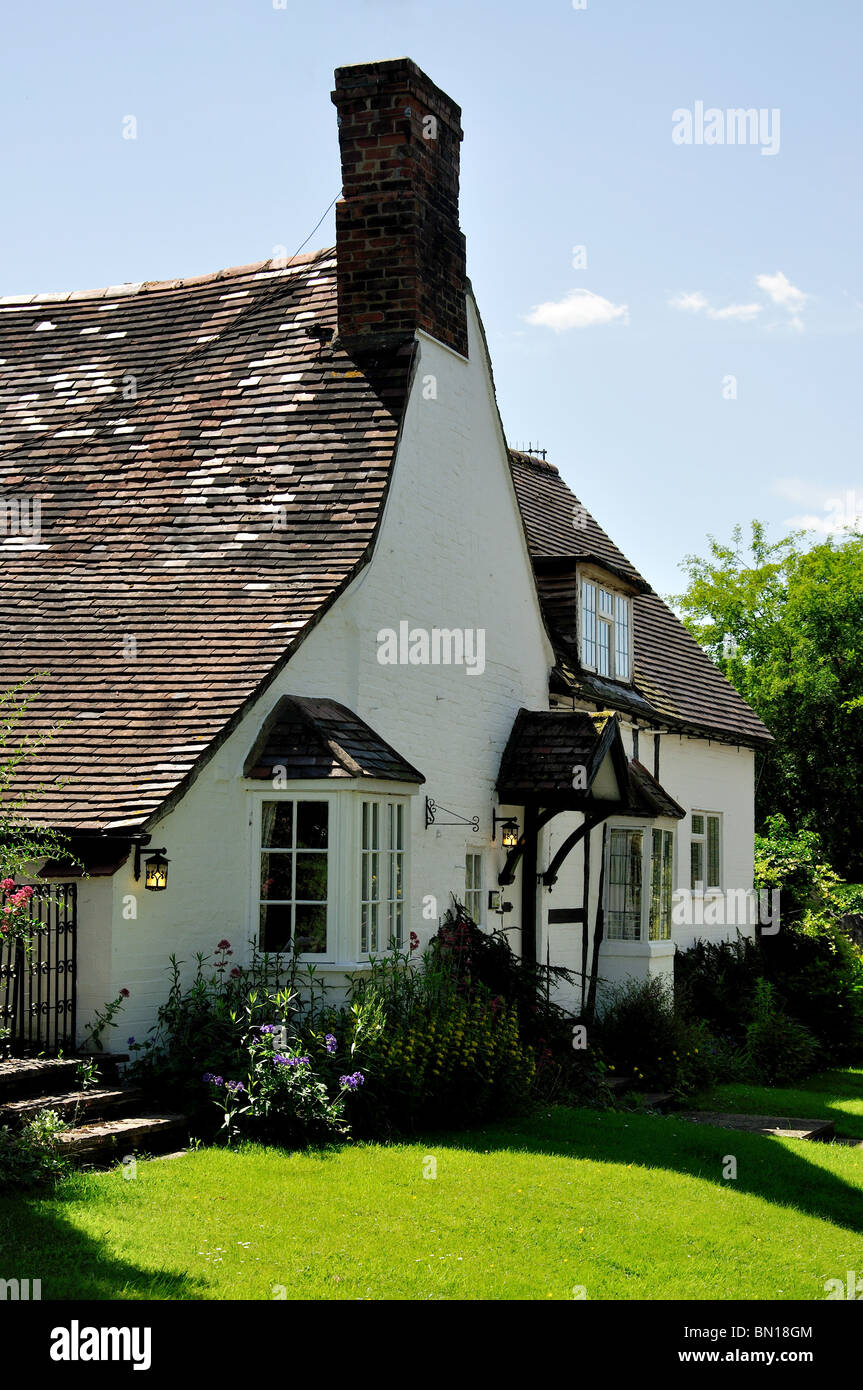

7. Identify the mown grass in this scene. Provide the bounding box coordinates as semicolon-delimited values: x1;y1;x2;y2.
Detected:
1;1103;862;1301
694;1067;863;1139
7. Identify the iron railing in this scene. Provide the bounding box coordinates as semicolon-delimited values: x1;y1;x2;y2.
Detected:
0;883;77;1056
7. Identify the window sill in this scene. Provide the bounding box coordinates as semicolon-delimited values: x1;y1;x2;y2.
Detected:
600;939;675;957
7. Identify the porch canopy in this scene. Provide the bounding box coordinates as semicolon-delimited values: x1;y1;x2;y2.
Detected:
495;708;683;1010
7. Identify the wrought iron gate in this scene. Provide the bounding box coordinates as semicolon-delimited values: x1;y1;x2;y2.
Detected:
0;883;77;1056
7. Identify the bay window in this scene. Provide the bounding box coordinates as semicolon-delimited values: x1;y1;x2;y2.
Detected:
255;790;410;960
606;823;675;943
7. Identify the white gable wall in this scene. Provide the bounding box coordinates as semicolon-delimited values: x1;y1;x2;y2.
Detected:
90;296;554;1046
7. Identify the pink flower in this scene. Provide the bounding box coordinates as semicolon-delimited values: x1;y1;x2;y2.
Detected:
0;878;15;893
409;931;420;953
119;988;130;999
216;939;231;950
229;967;241;978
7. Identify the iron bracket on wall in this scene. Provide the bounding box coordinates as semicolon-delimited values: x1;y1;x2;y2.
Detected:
424;797;480;832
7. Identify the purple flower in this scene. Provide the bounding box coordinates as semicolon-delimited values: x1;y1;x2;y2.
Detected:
127;1037;136;1046
225;1080;245;1093
325;1034;337;1054
274;1054;310;1068
339;1071;365;1091
258;1024;280;1034
203;1073;224;1086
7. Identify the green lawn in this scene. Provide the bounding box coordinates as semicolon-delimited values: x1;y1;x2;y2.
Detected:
1;1103;862;1300
694;1067;863;1139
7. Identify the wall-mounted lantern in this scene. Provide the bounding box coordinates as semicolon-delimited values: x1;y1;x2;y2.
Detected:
144;850;170;892
492;810;520;848
133;839;170;890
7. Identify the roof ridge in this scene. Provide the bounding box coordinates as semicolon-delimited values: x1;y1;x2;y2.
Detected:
508;448;560;476
0;247;335;308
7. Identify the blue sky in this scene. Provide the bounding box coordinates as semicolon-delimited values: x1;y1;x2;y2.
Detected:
2;0;860;594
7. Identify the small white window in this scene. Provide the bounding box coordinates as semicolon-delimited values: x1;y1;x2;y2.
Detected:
465;852;483;924
691;812;721;891
580;576;631;682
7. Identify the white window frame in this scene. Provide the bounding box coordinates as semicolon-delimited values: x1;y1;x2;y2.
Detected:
254;790;335;961
360;796;407;956
690;810;722;894
247;782;414;966
578;568;633;684
465;849;483;926
604;818;676;944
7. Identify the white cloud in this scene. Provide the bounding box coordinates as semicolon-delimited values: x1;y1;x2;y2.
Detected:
708;302;763;322
756;270;807;314
669;291;708;313
525;288;629;332
669;271;808;329
668;290;761;321
776;480;863;533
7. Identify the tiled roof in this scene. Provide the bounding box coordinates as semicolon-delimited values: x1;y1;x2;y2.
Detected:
497;707;683;817
626;758;685;820
243;695;424;784
497;708;622;802
508;451;772;747
0;250;414;831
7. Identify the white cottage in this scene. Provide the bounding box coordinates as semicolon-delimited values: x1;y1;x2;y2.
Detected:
0;59;771;1050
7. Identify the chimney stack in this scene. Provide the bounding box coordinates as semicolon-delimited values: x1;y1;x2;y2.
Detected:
331;59;468;359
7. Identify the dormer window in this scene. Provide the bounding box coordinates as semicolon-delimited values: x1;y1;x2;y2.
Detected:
580;574;632;681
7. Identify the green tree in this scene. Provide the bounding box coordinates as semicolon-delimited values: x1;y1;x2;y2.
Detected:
672;522;863;881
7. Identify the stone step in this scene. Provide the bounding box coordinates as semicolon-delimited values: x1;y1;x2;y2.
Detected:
57;1113;188;1160
0;1057;80;1102
606;1076;632;1095
680;1111;835;1142
0;1086;143;1128
636;1091;675;1112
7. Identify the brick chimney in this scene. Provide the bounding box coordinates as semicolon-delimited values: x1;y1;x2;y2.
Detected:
331;58;468;359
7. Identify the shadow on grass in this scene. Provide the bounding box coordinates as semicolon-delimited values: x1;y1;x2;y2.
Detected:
417;1103;863;1238
0;1186;208;1301
694;1068;863;1139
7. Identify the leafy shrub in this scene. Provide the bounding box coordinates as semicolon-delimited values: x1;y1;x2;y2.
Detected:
675;935;761;1040
742;979;819;1085
594;976;726;1097
676;923;863;1063
128;940;312;1122
203;1027;351;1148
347;990;535;1135
427;900;578;1051
0;1108;69;1191
132;910;596;1145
